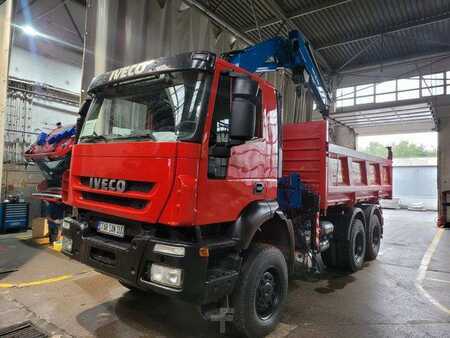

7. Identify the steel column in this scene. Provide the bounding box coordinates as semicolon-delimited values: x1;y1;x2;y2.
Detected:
0;0;13;195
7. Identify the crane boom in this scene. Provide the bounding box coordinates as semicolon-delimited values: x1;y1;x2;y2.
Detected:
225;30;331;116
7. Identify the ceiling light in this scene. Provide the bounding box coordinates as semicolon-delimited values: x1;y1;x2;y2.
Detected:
22;25;38;36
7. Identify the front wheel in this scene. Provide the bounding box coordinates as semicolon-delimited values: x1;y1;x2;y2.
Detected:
232;244;288;338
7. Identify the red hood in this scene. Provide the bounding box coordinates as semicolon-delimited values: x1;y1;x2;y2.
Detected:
68;142;179;223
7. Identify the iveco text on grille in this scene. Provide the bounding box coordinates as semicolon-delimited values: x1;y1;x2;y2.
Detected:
88;177;126;192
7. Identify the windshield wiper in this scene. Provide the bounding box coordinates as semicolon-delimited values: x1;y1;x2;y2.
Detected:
116;132;157;141
79;132;108;143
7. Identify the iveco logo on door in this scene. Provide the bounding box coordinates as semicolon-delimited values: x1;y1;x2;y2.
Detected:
89;178;126;192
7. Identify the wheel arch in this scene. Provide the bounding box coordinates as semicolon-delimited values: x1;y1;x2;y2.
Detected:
231;201;295;272
359;204;384;235
331;206;366;241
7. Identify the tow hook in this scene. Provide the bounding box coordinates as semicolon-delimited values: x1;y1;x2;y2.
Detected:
201;296;234;334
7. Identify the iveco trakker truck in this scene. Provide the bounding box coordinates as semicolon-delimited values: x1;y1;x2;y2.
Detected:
61;32;392;337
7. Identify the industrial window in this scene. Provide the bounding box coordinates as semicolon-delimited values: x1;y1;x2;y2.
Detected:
375;80;396;103
397;77;420;100
336;87;354;107
355;84;374;105
422;73;444;97
376;80;396;94
447;71;450;95
336;70;450;108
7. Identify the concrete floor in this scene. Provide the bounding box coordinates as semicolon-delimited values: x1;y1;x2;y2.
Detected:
0;210;449;337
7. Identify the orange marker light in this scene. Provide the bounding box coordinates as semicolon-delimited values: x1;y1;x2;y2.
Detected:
199;247;209;257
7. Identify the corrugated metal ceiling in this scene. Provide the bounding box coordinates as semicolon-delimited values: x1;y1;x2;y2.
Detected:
205;0;450;72
12;0;450;73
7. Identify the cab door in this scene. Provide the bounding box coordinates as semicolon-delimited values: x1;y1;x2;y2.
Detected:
195;63;275;225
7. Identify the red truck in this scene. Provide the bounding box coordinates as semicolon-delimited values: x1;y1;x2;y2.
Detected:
61;51;392;337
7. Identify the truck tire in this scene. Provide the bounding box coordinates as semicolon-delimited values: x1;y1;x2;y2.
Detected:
321;242;336;268
232;243;288;338
341;218;366;272
365;214;381;260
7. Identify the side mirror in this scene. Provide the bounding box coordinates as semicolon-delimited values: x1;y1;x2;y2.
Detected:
230;77;258;141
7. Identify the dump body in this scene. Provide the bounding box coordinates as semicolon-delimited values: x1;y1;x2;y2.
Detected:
283;120;392;211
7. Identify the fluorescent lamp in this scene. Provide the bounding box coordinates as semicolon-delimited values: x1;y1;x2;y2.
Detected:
22;25;38;36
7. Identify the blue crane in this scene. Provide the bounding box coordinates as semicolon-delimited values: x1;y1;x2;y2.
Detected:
225;30;331;116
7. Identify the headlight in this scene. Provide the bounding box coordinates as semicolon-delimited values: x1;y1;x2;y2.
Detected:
62;218;72;230
153;243;185;257
62;237;73;253
150;264;183;288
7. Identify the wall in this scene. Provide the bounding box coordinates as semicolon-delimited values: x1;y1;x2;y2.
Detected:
9;47;82;93
82;0;235;91
263;70;314;123
438;115;450;223
82;0;314;123
5;46;81;219
0;0;13;204
393;165;437;211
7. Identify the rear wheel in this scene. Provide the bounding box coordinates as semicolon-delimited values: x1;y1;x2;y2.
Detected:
346;218;366;272
232;244;288;338
321;242;336;268
366;215;381;260
325;218;366;272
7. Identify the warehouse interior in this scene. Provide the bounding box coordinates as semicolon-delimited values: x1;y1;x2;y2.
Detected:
0;0;449;337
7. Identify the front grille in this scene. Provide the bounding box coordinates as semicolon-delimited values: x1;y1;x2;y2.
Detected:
79;177;153;193
81;192;148;209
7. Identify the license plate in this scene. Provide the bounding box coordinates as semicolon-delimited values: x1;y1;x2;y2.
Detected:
97;221;125;238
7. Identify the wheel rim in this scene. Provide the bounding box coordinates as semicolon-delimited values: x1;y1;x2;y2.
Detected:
255;268;281;320
354;232;364;263
372;225;380;251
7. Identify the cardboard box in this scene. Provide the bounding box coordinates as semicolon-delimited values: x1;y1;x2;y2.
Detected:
32;217;48;238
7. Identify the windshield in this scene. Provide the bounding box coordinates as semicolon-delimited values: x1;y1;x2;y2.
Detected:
79;71;211;143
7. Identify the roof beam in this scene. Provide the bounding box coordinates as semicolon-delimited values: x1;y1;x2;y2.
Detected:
243;0;353;34
335;98;433;114
332;105;430;117
317;12;450;51
262;0;331;71
183;0;254;45
62;0;83;42
335;111;431;121
341;115;432;125
347;117;433;128
30;0;69;23
15;0;40;15
335;38;380;72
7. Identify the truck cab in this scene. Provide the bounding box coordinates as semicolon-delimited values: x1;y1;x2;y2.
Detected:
62;51;390;337
63;51;282;300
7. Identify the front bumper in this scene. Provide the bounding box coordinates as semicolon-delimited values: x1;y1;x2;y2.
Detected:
61;217;238;304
